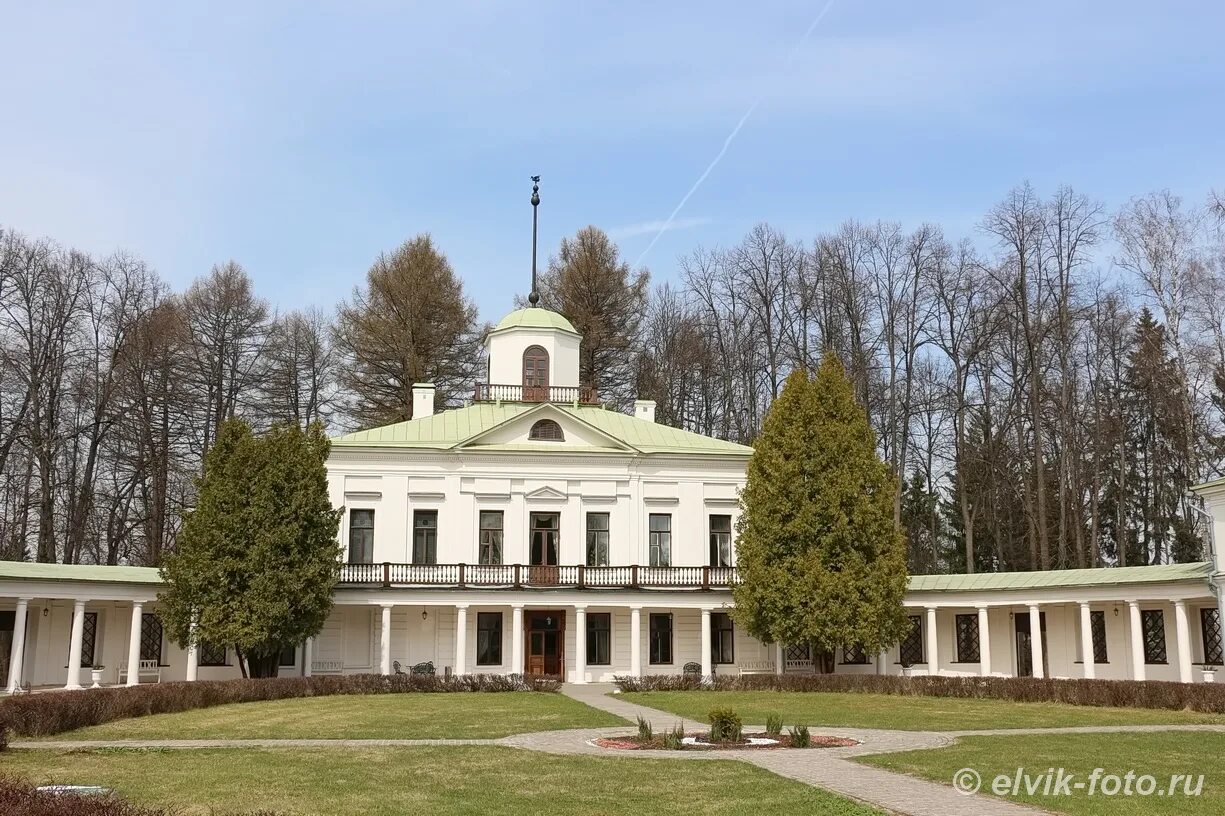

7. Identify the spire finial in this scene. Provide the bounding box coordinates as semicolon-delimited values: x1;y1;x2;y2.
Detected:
529;175;541;306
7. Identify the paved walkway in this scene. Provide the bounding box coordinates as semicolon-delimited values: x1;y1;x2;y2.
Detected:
20;685;1225;816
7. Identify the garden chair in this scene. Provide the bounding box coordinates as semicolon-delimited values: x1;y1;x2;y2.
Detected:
392;661;406;675
682;661;702;677
410;661;436;676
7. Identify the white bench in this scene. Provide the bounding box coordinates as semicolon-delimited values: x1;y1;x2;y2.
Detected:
738;661;777;676
311;659;344;674
117;659;162;684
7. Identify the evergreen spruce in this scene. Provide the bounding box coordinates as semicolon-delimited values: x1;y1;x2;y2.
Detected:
732;357;909;667
159;419;343;677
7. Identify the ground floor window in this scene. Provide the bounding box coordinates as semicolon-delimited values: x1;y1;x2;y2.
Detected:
199;641;228;666
841;644;869;665
586;612;611;665
649;613;672;664
955;614;980;663
477;612;503;666
711;612;734;664
74;612;98;667
1090;610;1108;663
1202;608;1222;666
899;615;924;665
1141;609;1167;664
279;644;297;668
140;614;163;664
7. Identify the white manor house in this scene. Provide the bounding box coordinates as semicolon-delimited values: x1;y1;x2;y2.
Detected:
2;303;1225;692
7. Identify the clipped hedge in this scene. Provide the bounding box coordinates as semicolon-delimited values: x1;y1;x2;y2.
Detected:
0;775;275;816
0;673;560;739
613;673;1225;713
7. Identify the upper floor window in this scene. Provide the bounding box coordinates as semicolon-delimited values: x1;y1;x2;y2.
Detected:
709;514;732;567
413;510;438;565
586;512;609;566
529;419;564;441
523;345;549;389
348;509;375;564
648;514;671;567
479;511;503;565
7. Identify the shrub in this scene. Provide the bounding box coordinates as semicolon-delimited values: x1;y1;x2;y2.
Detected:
789;723;811;748
765;712;783;737
0;673;559;738
614;673;1225;714
0;775;279;816
636;715;653;742
662;722;685;750
708;707;742;742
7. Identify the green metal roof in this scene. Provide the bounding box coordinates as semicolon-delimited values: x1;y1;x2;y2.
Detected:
908;561;1214;593
332;403;755;457
491;308;578;334
0;561;162;585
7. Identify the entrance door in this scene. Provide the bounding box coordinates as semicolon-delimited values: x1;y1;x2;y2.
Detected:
525;610;565;676
1015;611;1047;677
0;611;13;688
529;513;560;585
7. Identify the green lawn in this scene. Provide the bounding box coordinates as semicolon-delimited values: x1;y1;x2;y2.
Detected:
1;746;882;815
620;690;1225;731
40;693;624;741
860;732;1224;816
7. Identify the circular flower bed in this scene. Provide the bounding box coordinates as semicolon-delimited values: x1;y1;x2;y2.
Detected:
591;732;858;751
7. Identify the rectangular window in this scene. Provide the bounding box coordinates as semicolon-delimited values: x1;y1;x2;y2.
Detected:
348;509;375;563
711;612;735;664
413;510;438;565
899;615;924;665
73;612;98;667
279;644;297;668
649;613;673;664
140;614;163;664
199;641;228;667
1091;611;1108;664
648;514;671;567
586;512;610;567
477;612;503;666
709;514;732;567
1203;607;1223;666
841;643;869;665
1141;609;1167;664
587;612;611;665
479;511;503;565
955;614;980;663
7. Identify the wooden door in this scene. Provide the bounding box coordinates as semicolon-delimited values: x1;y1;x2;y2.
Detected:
529;513;560;585
524;611;565;677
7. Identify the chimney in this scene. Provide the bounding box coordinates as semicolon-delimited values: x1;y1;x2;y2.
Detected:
412;383;436;418
633;399;656;423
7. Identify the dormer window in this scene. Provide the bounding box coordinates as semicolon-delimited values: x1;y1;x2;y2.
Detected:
523;346;549;389
529;419;564;441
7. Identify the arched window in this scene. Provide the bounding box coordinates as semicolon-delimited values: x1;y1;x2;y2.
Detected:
529;419;564;441
523;345;549;390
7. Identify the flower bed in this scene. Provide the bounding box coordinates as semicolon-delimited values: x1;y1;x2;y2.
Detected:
591;732;857;750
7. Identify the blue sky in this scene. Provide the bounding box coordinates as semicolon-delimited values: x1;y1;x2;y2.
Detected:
2;1;1223;323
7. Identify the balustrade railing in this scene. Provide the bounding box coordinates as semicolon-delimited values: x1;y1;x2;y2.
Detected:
337;562;738;590
473;383;599;404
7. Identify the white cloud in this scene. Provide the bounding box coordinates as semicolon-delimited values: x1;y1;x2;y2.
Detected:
608;216;712;239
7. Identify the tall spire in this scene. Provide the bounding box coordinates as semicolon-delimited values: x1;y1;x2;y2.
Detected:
528;175;541;306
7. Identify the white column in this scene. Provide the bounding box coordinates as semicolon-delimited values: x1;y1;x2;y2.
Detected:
1218;582;1225;672
573;605;587;684
65;600;86;690
511;604;524;676
1078;603;1095;679
977;606;991;676
455;604;469;676
1174;600;1193;683
126;602;143;686
924;606;938;676
380;604;393;675
629;606;642;676
1128;601;1146;681
303;636;314;677
6;598;30;692
700;607;713;678
774;641;784;675
185;617;199;682
1027;604;1044;679
876;649;888;675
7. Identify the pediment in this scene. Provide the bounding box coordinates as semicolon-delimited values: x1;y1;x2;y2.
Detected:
524;485;569;502
455;403;637;452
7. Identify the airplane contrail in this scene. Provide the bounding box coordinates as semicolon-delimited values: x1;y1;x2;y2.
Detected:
633;0;838;269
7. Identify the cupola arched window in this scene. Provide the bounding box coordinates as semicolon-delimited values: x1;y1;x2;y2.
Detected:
523;345;549;390
529;419;564;442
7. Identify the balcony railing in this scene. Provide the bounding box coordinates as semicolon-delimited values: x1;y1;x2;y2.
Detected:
473;383;599;404
338;563;738;590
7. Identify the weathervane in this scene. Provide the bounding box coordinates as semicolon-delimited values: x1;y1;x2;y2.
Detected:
529;175;541;306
